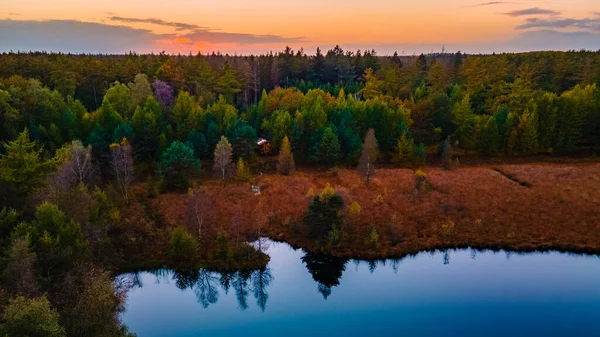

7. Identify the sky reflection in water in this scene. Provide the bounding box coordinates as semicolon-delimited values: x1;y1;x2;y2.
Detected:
119;241;600;337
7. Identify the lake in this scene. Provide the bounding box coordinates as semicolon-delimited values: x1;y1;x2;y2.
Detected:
118;240;600;337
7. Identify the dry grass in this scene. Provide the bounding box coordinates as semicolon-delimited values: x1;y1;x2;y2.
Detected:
125;163;600;260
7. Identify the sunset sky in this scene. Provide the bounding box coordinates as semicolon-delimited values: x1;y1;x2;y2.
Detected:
1;0;599;54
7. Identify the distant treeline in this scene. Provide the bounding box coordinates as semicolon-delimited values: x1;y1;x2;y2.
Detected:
1;47;599;166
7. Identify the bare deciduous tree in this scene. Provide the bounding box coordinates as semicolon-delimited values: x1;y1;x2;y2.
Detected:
43;140;96;202
357;128;378;185
187;186;209;241
213;136;234;184
110;140;134;202
69;140;96;186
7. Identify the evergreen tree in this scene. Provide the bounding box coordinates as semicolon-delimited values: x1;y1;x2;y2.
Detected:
0;296;66;337
159;141;200;191
277;136;295;175
0;129;53;198
235;158;252;182
185;130;209;158
478;116;500;155
317;127;341;164
226;119;257;160
518;110;539;154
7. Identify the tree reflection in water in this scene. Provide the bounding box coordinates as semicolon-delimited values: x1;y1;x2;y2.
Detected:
132;268;275;311
301;253;347;299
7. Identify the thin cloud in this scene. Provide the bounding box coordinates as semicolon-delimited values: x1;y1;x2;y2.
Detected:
108;16;206;31
503;7;560;16
107;15;305;45
0;19;306;54
8;12;20;16
465;1;548;8
517;17;600;32
467;2;518;7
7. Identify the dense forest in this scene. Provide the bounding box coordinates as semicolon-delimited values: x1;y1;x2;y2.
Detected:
1;47;600;336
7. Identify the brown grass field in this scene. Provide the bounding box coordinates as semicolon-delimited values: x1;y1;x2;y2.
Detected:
122;162;600;260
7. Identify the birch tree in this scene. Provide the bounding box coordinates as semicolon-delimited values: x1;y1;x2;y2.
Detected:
357;129;377;185
213;136;234;184
110;139;134;202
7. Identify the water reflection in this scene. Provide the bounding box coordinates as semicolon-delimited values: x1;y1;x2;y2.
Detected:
119;244;600;312
301;253;348;299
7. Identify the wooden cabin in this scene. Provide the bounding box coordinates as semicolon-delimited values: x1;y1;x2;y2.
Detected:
257;138;272;155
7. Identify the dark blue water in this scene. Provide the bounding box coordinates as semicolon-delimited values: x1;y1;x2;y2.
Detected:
119;241;600;337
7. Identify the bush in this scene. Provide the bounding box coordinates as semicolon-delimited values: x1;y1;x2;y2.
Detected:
364;225;381;249
168;227;199;264
349;202;361;216
440;220;456;237
0;296;66;337
215;229;233;260
306;188;314;197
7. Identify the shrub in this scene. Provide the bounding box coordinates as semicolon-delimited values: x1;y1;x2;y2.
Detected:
364;225;381;249
168;227;199;264
306;188;315;197
349;202;361;216
440;220;456;237
0;296;66;337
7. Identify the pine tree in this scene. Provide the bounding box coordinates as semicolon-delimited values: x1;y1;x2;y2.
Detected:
518;110;539;154
159;141;200;191
393;134;414;166
277;136;295;175
478;116;500;155
0;129;53;198
235;158;252;182
357;129;378;184
317;128;341;164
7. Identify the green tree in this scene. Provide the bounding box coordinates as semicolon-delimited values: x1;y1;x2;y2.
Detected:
235;158;252;182
2;237;39;298
226;119;257;160
103;81;131;118
160;141;200;191
96;97;123;133
0;129;53;198
393;134;415;166
0;296;66;337
17;202;86;273
216;63;241;103
277;136;295;175
317;127;341;164
518;110;539;154
304;184;344;242
478;116;500;155
185;130;209;158
169;227;199;264
359;68;383;99
172;91;196;139
128;73;153;108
